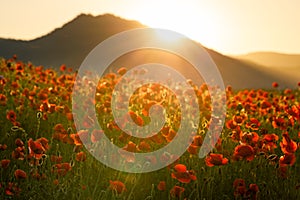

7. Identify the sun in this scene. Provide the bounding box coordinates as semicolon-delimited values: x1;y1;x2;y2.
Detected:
131;0;223;49
134;1;191;35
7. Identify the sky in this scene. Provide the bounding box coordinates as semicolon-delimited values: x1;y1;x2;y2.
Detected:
1;0;300;55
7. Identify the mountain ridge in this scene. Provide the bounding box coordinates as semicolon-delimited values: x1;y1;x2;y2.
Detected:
235;51;300;68
0;13;299;89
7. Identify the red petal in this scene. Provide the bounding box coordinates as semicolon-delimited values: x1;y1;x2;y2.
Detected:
174;164;187;172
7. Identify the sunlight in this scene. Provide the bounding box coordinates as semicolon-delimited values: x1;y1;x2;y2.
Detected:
153;29;184;44
131;0;226;51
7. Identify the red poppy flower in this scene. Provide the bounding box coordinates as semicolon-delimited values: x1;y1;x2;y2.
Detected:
233;178;246;198
6;110;17;122
233;115;247;125
11;147;25;160
128;111;144;126
241;132;259;144
11;81;19;89
263;134;279;143
0;75;6;85
286;105;299;120
164;129;177;142
119;149;135;163
245;183;259;200
61;163;72;171
231;127;243;141
53;179;59;185
109;180;126;194
91;129;104;143
280;132;297;154
262;134;279;151
272;82;279;88
226;85;233;93
245;118;261;130
123;141;139;152
54;123;66;133
14;169;27;179
52;124;68;142
50;155;63;163
28;137;49;159
170;185;185;198
117;131;130;143
187;144;199;155
82;115;95;128
191;135;203;146
149;134;164;145
233;178;245;188
37;91;48;101
272;117;287;130
0;144;7;150
5;182;21;196
31;170;45;180
0;94;7;106
60;64;66;72
205;153;228;167
117;67;127;75
70;130;89;146
52;162;72;176
15;138;24;147
1;159;10;169
171;164;197;183
260;100;272;109
226;119;238;130
157;181;166;191
36;137;49;151
279;153;296;166
137;141;151;151
76;151;87;162
233;144;255;161
249;184;259;193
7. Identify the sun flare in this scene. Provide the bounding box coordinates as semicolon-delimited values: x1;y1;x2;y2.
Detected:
132;0;224;49
153;29;185;44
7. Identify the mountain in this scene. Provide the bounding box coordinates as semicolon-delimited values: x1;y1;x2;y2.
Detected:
0;13;299;89
234;52;300;88
235;52;300;68
0;14;146;69
107;48;295;89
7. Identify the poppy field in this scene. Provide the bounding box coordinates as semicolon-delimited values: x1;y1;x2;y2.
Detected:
0;55;300;200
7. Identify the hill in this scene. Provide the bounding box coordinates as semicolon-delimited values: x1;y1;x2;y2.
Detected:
0;14;146;68
0;14;298;89
235;52;300;68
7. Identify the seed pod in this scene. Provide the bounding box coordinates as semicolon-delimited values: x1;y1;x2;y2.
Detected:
37;111;43;119
11;126;20;132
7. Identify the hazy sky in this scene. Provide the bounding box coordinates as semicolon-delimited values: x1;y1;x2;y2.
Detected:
1;0;300;55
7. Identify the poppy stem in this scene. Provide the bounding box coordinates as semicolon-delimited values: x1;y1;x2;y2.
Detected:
36;112;42;138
